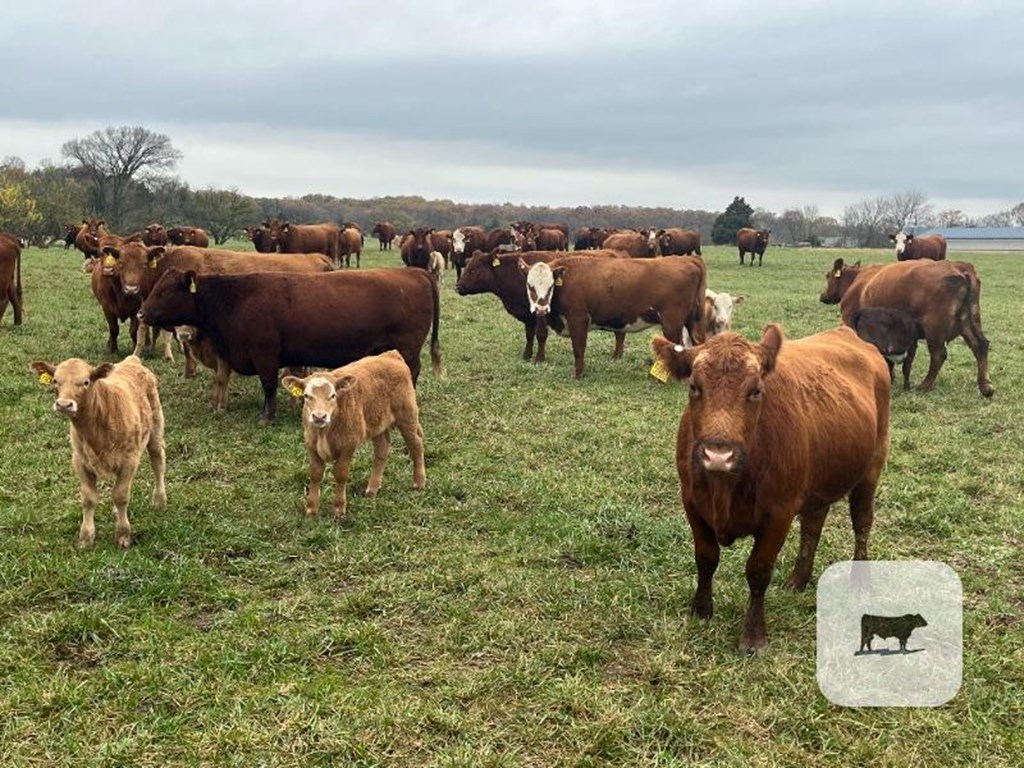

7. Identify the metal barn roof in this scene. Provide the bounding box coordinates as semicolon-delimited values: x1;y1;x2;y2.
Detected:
910;227;1024;239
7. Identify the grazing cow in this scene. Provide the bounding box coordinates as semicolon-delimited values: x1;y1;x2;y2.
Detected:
524;255;706;378
0;232;24;326
651;325;891;653
30;355;166;549
658;227;702;256
428;251;446;282
737;228;770;266
484;227;516;252
339;226;362;268
262;219;340;264
451;226;487;278
371;221;397;250
400;227;435;269
849;307;921;391
245;225;275;253
143;223;169;246
281;350;426;519
140;267;442;422
602;229;659;258
859;614;928;653
456;249;625;362
889;232;947;261
820;257;993;396
166;226;210;248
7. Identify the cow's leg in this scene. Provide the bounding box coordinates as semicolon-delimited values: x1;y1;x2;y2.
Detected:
73;456;100;549
11;285;23;325
784;504;828;590
612;332;626;359
398;418;426;490
687;509;720;620
161;330;175;363
848;478;878;561
758;252;763;266
183;340;198;378
212;358;232;412
0;292;9;324
356;250;360;269
132;321;148;357
306;450;325;517
959;323;994;397
331;451;353;520
568;316;589;378
148;413;167;510
738;248;744;266
258;370;279;423
365;431;391;497
129;315;140;354
902;345;916;392
528;317;543;363
104;310;119;353
111;461;140;549
916;333;947;391
739;515;794;654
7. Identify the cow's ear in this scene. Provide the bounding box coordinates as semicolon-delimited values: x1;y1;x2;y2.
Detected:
552;266;567;284
906;234;914;241
147;246;164;265
282;223;290;232
831;257;845;272
101;245;119;258
90;362;115;382
888;233;897;241
98;220;105;227
281;375;306;399
182;269;199;293
333;374;357;392
651;335;695;381
30;361;56;383
758;324;784;375
82;218;89;224
731;294;745;305
517;257;530;274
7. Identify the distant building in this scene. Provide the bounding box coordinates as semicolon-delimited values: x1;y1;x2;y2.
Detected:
909;227;1024;252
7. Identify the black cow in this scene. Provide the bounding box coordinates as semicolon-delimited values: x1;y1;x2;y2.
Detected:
849;307;921;391
859;613;928;653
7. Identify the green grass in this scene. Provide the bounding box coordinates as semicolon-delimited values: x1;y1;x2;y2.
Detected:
0;242;1021;766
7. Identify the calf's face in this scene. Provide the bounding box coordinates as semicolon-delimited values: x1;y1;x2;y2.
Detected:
652;326;782;475
30;358;114;418
705;290;744;335
282;374;358;429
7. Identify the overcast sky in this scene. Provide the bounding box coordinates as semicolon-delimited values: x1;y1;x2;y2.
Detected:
2;0;1021;217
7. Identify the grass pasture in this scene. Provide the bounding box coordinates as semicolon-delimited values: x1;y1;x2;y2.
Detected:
0;242;1021;766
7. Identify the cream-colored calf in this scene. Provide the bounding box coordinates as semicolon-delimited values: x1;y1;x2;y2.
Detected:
30;355;166;548
282;350;425;519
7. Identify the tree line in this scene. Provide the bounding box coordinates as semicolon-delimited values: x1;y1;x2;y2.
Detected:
1;125;1021;248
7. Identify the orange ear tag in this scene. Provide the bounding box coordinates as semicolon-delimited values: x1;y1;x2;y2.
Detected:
649;358;670;383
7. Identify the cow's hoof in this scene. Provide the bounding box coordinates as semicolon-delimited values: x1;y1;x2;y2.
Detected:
783;573;809;591
364;487;379;498
152;488;167;509
115;530;132;549
691;601;713;620
75;534;95;550
738;634;766;655
980;383;995;398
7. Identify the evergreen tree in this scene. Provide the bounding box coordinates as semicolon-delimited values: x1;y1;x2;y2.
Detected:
711;196;754;245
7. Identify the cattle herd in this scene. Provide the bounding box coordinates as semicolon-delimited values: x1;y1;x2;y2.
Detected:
4;215;992;654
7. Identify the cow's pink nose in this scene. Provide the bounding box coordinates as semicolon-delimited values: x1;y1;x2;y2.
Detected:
310;411;330;426
701;444;737;472
55;400;77;414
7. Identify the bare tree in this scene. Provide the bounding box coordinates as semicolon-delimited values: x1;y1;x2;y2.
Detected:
936;209;969;227
886;189;933;231
1008;202;1024;227
843;196;890;247
978;209;1013;227
61;126;182;229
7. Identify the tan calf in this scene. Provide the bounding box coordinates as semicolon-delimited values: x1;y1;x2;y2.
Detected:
30;355;166;549
282;350;426;519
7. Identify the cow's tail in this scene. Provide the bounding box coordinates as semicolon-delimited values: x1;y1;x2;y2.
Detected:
15;239;22;301
952;266;988;353
429;271;443;377
685;258;709;344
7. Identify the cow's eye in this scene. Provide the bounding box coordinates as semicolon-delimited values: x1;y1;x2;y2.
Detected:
329;393;336;400
749;386;762;401
689;383;701;398
81;380;90;387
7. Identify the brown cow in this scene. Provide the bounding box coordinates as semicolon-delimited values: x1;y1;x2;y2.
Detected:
30;355;166;549
889;232;947;261
166;226;210;248
523;255;706;377
143;223;169;246
455;249;625;362
0;232;23;326
450;226;487;278
401;228;434;269
75;217;108;258
602;229;659;258
140;268;442;422
244;226;273;253
484;227;516;252
371;221;397;250
737;228;770;266
430;229;454;266
263;219;340;264
651;325;890;653
339;226;362;268
574;227;608;251
281;350;426;519
820;257;993;396
91;247;143;353
533;227;568;251
658;227;702;256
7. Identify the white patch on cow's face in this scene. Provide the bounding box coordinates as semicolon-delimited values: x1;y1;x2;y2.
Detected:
646;229;657;249
893;232;908;255
525;262;556;315
706;289;737;335
452;230;466;253
303;376;336;428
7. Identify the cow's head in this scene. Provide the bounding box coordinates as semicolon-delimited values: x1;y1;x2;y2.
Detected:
451;229;468;254
30;358;114;419
910;614;928;629
642;228;659;254
704;289;745;336
456;250;505;294
165;227;187;245
405;227;434;268
143;223;166;245
139;268;201;328
281;372;357;430
104;241;165;294
757;229;771;246
652;325;783;475
889;232;914;258
521;260;564;316
819;257;860;304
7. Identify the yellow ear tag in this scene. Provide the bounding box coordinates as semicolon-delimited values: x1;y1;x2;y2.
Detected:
38;372;53;385
189;279;197;294
103;255;116;267
649;358;671;383
149;258;159;268
491;257;500;267
289;385;304;398
833;270;842;278
555;277;563;287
